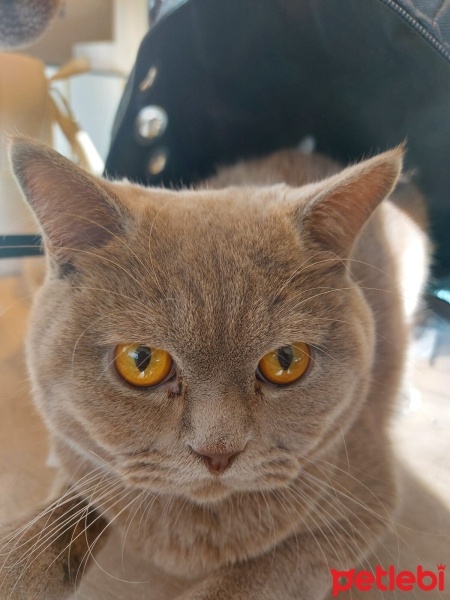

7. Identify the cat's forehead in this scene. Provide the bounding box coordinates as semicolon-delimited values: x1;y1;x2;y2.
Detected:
84;186;333;360
128;185;302;261
112;189;295;304
110;184;337;298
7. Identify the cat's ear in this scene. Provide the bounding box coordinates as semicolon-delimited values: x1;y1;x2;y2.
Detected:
293;146;403;258
10;137;128;266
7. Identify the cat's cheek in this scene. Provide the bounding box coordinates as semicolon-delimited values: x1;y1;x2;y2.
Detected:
44;341;184;456
255;353;368;457
41;374;182;459
255;386;323;457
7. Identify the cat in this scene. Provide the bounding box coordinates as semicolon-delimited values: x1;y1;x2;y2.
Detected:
0;138;429;599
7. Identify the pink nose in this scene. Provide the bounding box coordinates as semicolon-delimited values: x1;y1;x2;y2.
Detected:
191;448;240;474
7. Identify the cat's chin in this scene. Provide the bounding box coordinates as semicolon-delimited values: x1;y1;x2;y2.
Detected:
183;472;299;505
185;480;234;504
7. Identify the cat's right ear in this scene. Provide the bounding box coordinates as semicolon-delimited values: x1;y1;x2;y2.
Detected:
10;137;129;269
289;146;403;260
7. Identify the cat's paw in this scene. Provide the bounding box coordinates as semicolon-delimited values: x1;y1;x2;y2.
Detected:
0;498;109;599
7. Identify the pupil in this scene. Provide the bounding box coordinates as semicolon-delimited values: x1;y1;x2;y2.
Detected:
277;346;293;371
133;346;152;372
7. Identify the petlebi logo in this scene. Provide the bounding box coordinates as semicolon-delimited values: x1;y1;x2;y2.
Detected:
331;564;446;596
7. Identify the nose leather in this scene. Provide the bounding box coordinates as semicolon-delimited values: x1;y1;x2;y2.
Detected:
192;448;240;474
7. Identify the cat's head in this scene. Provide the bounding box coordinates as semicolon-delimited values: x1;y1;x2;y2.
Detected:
11;140;401;504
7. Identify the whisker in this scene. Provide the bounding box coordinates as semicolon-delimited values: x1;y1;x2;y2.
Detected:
4;483;125;598
76;491;151;587
120;489;146;572
0;466;106;554
7;480;122;573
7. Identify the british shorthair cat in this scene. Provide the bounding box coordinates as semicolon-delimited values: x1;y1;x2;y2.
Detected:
0;139;429;599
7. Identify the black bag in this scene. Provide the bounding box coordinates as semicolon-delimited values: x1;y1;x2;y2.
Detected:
106;0;450;285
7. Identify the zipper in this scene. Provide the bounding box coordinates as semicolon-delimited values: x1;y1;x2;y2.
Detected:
379;0;450;62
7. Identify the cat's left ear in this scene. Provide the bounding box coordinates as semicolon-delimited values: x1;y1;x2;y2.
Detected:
10;137;130;268
291;146;403;258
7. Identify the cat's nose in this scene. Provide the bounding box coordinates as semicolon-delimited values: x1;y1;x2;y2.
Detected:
191;447;241;474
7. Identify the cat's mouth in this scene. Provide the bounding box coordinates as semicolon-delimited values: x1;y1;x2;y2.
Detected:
118;450;301;503
185;470;299;504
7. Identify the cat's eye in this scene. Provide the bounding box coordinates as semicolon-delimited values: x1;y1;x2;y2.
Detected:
114;343;173;388
257;343;311;385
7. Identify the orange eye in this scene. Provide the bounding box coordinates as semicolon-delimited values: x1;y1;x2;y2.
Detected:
115;344;173;388
257;343;310;385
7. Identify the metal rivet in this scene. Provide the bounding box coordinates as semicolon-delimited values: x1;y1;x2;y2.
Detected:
139;66;158;92
148;148;168;175
136;106;168;141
